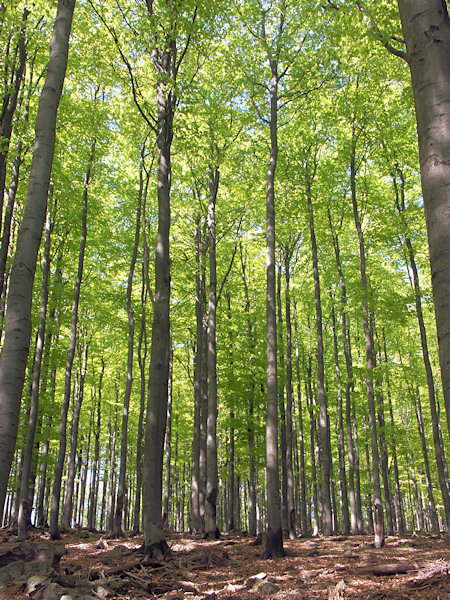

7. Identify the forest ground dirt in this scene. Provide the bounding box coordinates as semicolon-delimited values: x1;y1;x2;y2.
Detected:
1;529;449;599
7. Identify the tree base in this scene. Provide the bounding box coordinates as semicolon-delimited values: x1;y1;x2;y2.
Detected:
262;527;285;559
373;502;385;549
143;538;171;562
203;527;220;540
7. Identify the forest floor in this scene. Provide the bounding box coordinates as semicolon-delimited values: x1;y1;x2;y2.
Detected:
0;529;449;600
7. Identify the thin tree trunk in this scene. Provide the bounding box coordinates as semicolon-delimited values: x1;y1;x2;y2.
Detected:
111;161;143;538
383;337;405;535
392;167;450;530
283;247;296;539
50;139;92;538
0;0;75;516
306;164;332;536
293;301;308;537
0;8;27;222
350;132;384;547
191;216;203;534
330;299;350;535
88;359;104;532
62;331;90;529
328;212;358;535
240;246;257;537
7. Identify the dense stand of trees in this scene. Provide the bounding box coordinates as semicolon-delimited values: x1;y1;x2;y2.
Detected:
0;0;449;555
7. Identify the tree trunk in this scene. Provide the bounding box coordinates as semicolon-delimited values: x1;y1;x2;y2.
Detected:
205;164;219;539
163;355;173;528
350;134;384;548
277;258;288;535
413;385;440;534
88;359;104;532
50;137;92;539
0;0;75;517
263;53;284;559
142;37;174;557
293;301;308;536
240;246;258;537
392;168;450;530
283;247;296;539
0;8;27;223
191;216;203;534
328;214;358;535
62;331;90;529
17;207;52;540
396;0;450;437
111;162;143;538
383;337;405;535
330;300;350;535
306;166;332;536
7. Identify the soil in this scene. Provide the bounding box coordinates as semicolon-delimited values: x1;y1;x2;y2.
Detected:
1;530;449;600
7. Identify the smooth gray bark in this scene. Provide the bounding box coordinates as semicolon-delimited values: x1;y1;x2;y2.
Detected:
396;0;450;437
263;53;284;559
17;208;52;540
205;165;219;539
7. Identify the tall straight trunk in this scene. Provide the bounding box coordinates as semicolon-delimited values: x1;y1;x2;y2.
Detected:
0;0;75;517
413;385;440;533
62;332;89;529
111;163;143;538
373;329;394;536
330;300;350;535
17;207;52;540
383;337;405;535
88;359;104;531
306;168;332;536
276;259;288;534
107;394;119;532
396;0;450;437
263;55;284;559
306;320;320;536
409;451;423;531
328;214;358;534
352;394;364;533
50;139;92;539
284;249;296;539
134;262;149;534
199;278;208;531
191;216;203;533
142;28;175;556
293;301;308;536
240;246;257;537
205;164;219;539
350;135;384;548
392;168;450;530
226;292;235;532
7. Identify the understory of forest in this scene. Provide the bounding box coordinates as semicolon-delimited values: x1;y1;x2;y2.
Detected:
1;530;449;600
